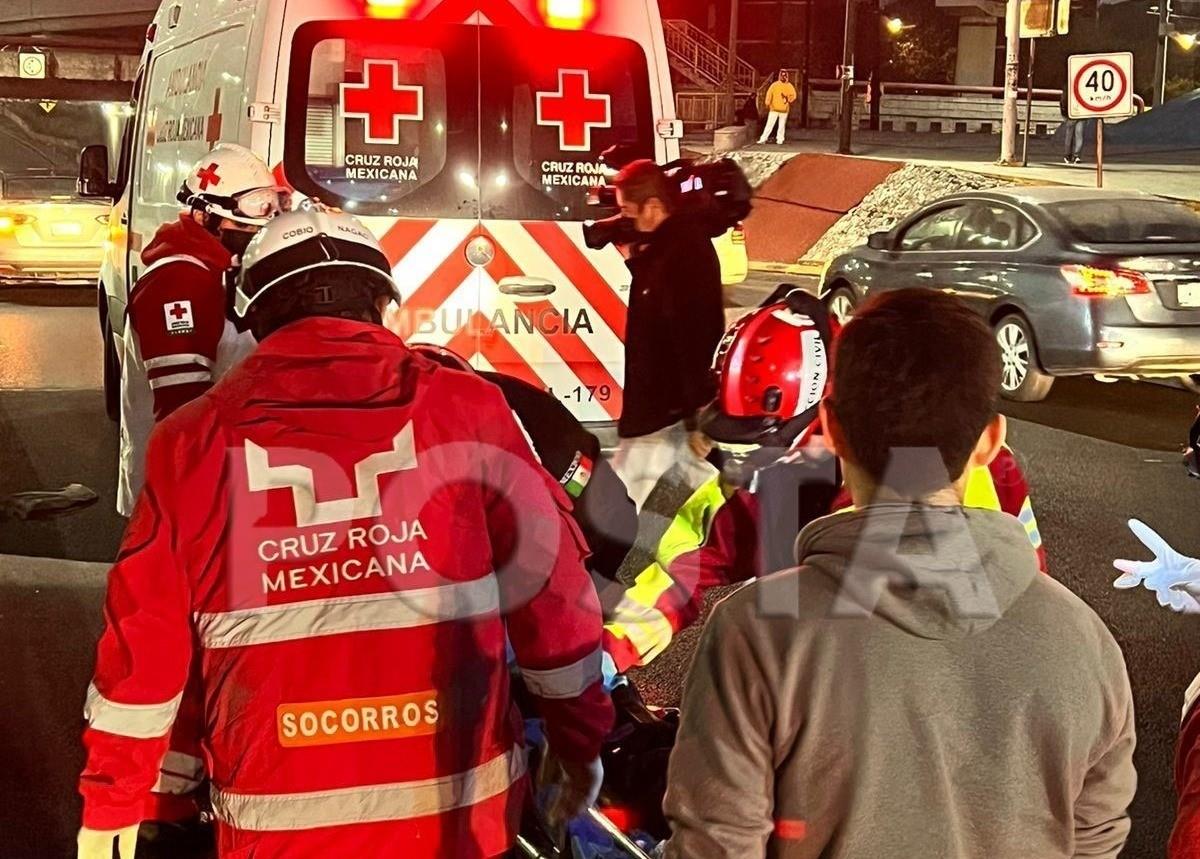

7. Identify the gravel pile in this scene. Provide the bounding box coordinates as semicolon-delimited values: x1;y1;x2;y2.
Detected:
803;163;1020;262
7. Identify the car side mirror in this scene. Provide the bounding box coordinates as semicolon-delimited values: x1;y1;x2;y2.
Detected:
867;231;890;251
78;144;116;198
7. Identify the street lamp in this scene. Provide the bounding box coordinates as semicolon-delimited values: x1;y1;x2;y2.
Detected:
886;17;905;35
1172;31;1198;50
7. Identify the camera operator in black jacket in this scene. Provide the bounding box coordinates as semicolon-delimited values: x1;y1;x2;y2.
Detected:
611;159;725;509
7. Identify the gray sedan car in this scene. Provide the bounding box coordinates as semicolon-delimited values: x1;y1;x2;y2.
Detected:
820;188;1200;401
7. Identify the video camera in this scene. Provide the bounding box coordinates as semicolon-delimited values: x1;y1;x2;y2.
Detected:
581;146;753;251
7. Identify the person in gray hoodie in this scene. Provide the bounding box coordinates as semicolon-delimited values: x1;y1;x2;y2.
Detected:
662;288;1136;859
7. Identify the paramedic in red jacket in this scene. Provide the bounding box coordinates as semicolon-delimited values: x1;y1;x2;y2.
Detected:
78;207;612;859
117;143;290;517
605;290;1046;672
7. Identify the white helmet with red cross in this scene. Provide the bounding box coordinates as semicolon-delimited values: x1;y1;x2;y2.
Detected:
177;143;291;227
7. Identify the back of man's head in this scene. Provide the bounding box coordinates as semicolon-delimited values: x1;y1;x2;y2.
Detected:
828;289;1002;495
613;159;676;212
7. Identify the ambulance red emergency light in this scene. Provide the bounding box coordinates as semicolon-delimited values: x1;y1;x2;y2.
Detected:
84;0;748;425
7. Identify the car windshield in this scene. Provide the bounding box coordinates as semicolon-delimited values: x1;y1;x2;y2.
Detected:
0;99;122;197
1;174;78;199
1046;199;1200;244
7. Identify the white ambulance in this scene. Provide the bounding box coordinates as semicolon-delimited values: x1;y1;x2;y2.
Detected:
81;0;724;424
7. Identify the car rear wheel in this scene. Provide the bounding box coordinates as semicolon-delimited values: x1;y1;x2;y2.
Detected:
994;314;1054;402
99;287;121;423
826;285;856;324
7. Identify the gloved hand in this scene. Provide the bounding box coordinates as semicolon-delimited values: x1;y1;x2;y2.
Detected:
539;749;604;834
1113;519;1200;614
78;824;138;859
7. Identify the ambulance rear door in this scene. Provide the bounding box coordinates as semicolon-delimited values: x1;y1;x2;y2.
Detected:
283;17;484;363
476;24;656;424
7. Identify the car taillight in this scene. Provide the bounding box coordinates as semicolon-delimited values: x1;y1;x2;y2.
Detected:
731;221;746;244
0;213;33;232
1061;264;1152;298
540;0;596;29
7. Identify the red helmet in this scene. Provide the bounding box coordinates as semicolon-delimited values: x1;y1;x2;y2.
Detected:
700;288;835;447
409;343;474;373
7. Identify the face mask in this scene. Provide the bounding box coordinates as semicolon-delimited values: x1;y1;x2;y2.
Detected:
219;228;256;258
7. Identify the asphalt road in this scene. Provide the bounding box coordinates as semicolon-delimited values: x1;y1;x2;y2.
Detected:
2;284;1197;856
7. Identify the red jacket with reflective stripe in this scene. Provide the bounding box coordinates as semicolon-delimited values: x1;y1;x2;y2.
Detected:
1174;680;1200;859
132;215;233;418
82;319;612;858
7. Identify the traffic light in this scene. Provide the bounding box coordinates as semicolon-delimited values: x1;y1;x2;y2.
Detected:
1020;0;1070;38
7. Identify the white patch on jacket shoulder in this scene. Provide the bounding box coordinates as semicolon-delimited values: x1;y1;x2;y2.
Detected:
164;300;195;335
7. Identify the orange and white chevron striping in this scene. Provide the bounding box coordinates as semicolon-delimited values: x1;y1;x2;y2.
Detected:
366;215;631;423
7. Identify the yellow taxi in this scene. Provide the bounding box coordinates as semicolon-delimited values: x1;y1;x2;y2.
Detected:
0;170;109;284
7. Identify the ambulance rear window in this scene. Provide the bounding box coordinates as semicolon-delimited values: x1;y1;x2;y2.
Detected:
286;20;654;221
478;27;655;221
286;20;475;218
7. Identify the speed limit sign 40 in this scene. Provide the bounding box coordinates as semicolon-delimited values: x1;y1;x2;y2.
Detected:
1067;52;1134;119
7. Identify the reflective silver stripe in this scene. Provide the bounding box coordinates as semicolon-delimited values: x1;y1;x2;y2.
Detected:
145;353;215;371
197;576;501;649
211;745;527;832
608;595;675;663
84;683;183;739
520;647;603;700
153;751;205;795
149;371;212;390
1186;671;1200;723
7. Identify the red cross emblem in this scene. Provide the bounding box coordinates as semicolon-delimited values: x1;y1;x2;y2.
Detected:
340;60;424;146
536;69;611;152
196;163;221;190
169;303;188;320
205;89;223;146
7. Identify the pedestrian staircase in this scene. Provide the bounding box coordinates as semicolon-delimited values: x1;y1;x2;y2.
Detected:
663;19;757;92
663;19;758;129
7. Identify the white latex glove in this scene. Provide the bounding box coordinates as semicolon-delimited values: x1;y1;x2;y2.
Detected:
78;824;138;859
539;749;603;834
1113;519;1200;614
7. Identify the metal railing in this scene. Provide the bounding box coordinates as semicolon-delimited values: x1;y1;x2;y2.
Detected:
663;19;757;91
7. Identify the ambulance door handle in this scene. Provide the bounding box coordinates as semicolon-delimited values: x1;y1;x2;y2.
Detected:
498;276;556;298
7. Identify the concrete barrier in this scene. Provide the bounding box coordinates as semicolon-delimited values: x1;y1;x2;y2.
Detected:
713;124;750;153
0;554;109;858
